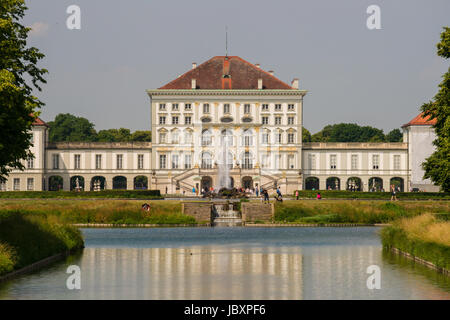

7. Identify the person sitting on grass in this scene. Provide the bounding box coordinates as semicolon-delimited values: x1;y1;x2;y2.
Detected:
141;203;151;212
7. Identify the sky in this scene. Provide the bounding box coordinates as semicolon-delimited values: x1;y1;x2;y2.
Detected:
23;0;449;134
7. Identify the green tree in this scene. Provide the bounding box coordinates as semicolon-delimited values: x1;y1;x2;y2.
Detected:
421;27;450;192
97;128;131;142
47;113;97;142
311;123;386;142
131;130;152;142
386;129;403;142
302;127;311;143
0;0;47;181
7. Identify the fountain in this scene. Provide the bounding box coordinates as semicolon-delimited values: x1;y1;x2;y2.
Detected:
212;201;242;227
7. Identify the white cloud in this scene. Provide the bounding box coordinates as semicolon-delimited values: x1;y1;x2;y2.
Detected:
29;22;49;37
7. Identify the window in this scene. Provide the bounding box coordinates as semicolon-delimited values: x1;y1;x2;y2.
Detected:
288;117;295;125
201;152;212;169
27;178;34;191
275;117;282;125
159;155;166;169
171;131;179;144
242;152;253;169
159;116;166;125
394;155;401;170
27;158;34;169
184;103;192;110
330;154;337;169
203;103;210;113
184;154;191;169
172;103;179;111
74;154;81;169
95;154;102;169
243;130;253;146
185;116;191;125
262;133;269;144
159;103;166;111
372;154;379;170
275;104;282;111
52;154;59;169
288;133;294;143
351;154;358;170
0;181;6;191
288;104;295;111
221;130;233;146
262;116;269;125
244;104;251;114
223;104;230;114
172;116;179;125
308;154;316;169
202;130;212;146
159;132;167;143
262;104;269;111
288;155;294;169
172;154;179;169
13;178;20;191
184;131;193;144
30;133;34;144
276;132;282;143
138;154;144;169
116;154;123;169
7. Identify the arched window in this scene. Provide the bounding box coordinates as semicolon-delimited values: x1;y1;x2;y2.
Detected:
201;152;212;169
221;129;233;146
242;129;253;146
202;129;212;146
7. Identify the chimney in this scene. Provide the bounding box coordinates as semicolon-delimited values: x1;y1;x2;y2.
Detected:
258;78;263;90
192;62;197;69
268;70;274;76
291;78;299;89
255;63;260;68
191;78;196;89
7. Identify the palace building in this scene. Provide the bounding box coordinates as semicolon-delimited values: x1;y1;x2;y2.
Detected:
0;56;440;193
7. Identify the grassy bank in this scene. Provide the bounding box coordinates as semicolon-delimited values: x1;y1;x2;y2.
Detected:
0;212;84;277
0;190;162;199
381;214;450;270
274;200;450;224
0;200;196;225
292;190;449;200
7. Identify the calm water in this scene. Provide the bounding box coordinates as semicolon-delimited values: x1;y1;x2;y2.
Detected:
0;227;449;300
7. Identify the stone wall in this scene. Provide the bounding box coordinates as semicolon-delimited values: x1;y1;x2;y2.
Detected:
241;203;274;223
182;202;212;223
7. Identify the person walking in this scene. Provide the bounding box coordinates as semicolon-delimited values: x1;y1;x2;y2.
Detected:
317;192;321;200
192;187;196;195
264;189;269;203
295;190;299;200
390;185;397;201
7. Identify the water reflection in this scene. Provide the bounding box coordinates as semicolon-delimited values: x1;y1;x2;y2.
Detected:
79;246;303;300
0;227;449;300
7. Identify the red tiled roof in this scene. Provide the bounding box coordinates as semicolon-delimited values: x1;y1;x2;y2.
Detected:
32;116;48;127
159;56;294;90
402;112;437;127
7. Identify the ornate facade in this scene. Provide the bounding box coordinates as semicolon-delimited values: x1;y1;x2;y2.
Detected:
1;56;440;193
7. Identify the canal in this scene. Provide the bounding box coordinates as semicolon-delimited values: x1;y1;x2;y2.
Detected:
0;227;449;299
